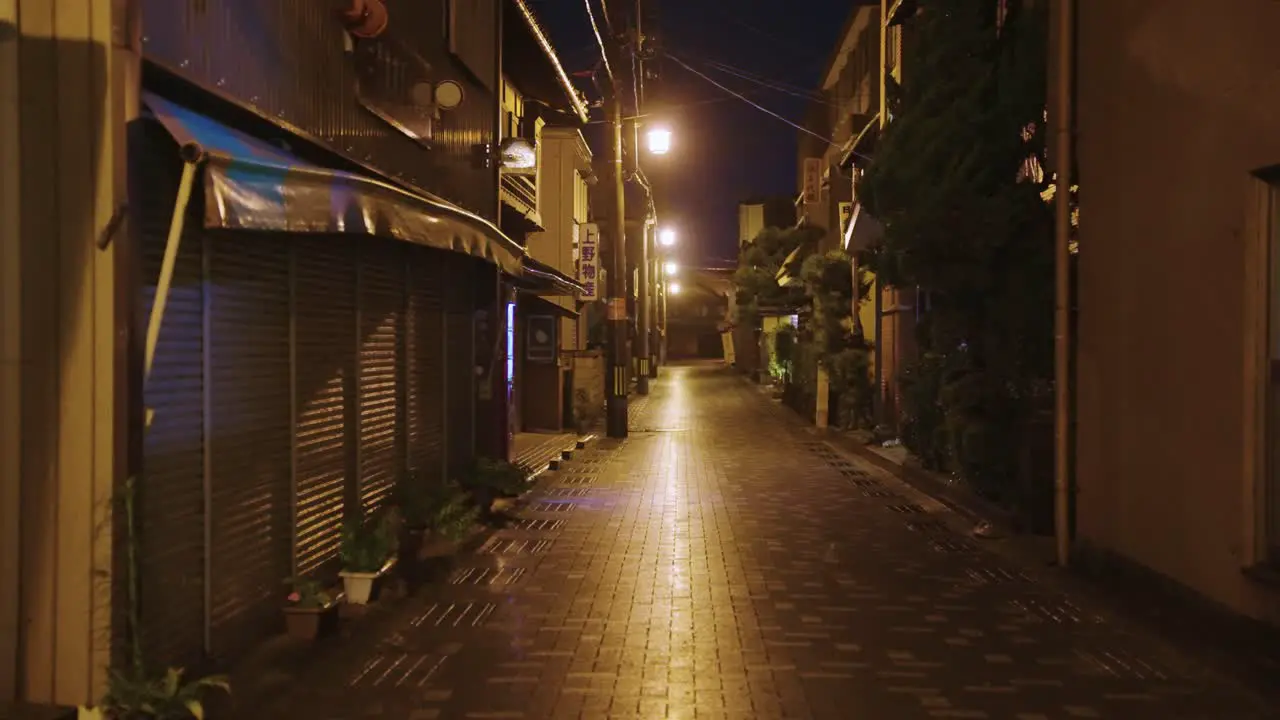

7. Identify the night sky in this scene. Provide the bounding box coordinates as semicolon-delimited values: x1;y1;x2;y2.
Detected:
529;0;851;267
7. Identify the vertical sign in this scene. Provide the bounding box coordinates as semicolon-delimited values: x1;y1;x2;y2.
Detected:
579;222;600;301
802;157;822;204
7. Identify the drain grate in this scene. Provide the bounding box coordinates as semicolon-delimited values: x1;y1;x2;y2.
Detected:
477;538;553;555
349;653;446;688
842;468;873;479
862;488;899;499
547;487;592;498
965;566;1031;584
449;566;527;586
410;601;498;628
905;519;950;533
850;477;880;488
530;501;577;513
930;537;977;553
1074;648;1171;681
556;476;596;486
1010;597;1089;624
887;503;926;514
511;518;565;531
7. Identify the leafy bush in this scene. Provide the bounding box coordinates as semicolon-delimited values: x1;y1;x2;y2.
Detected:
94;667;229;720
339;513;397;573
466;458;528;498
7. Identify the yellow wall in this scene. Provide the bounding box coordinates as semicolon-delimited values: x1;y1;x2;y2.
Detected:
1070;0;1280;625
0;0;134;703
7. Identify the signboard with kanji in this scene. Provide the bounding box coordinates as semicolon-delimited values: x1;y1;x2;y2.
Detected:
802;157;822;204
839;201;853;239
579;222;600;301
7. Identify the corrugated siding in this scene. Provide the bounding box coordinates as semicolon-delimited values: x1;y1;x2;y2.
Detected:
140;0;498;215
407;249;446;484
446;256;477;476
293;238;357;577
207;235;293;660
135;123;207;670
358;241;405;514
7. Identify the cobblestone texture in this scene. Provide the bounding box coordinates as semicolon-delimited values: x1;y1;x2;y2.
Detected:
249;364;1273;719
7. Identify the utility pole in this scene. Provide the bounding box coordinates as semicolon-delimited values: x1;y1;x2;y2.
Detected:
633;0;651;396
601;4;630;438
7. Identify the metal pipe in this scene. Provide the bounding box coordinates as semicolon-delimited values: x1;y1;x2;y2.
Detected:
143;160;197;431
1053;0;1075;568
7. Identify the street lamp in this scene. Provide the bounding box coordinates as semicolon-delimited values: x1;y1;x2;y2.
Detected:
669;282;682;295
659;227;677;247
664;261;678;276
646;126;672;155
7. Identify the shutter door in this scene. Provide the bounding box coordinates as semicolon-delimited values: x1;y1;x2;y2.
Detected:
135;123;207;669
445;256;476;476
293;237;357;577
208;235;292;661
358;241;405;514
407;249;446;485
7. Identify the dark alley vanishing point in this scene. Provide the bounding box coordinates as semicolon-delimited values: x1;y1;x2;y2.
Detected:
242;364;1272;720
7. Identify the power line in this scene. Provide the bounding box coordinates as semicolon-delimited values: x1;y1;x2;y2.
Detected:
700;59;836;106
664;52;837;146
583;0;614;83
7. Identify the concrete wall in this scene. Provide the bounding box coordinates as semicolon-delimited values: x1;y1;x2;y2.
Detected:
1072;0;1280;624
0;0;136;704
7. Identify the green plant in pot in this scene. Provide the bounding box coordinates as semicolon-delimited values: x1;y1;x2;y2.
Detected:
338;512;397;605
462;458;528;516
394;474;479;564
79;668;229;720
282;576;337;641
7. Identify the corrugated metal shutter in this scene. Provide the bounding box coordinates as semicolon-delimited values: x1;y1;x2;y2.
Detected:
293;237;357;577
446;256;476;476
207;235;293;661
358;241;405;514
135;122;207;669
407;249;446;485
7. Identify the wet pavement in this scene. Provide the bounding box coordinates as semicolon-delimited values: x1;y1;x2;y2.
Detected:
250;363;1273;719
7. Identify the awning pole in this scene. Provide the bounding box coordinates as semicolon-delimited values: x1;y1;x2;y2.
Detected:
144;160;198;426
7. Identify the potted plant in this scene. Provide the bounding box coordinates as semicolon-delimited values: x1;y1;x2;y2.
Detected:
421;479;481;557
79;667;229;719
282;576;338;641
461;458;528;517
338;513;397;605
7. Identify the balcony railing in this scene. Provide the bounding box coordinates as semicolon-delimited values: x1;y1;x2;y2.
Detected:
501;173;538;217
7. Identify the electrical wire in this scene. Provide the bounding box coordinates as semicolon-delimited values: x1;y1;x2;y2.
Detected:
700;59;837;106
664;52;837;146
701;58;830;101
583;0;614;83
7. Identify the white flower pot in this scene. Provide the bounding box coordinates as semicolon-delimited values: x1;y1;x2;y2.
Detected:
339;570;378;605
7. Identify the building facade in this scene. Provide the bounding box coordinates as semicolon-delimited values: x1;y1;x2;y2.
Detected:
1065;0;1280;626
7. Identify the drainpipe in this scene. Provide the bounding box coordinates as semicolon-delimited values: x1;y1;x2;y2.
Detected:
143;156;199;427
1053;0;1074;568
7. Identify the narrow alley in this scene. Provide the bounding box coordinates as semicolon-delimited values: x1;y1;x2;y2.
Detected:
246;364;1270;720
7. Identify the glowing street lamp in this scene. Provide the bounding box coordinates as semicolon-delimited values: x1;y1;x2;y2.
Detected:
646;126;672;155
669;282;682;295
664;261;678;276
658;228;677;248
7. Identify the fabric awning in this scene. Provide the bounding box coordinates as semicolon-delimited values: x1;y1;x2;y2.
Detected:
515;256;585;297
143;91;524;273
519;292;580;319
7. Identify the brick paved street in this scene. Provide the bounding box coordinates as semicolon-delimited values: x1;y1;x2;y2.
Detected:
250;363;1272;719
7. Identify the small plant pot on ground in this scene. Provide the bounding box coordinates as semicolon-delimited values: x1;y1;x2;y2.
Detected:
283;601;339;641
339;559;394;606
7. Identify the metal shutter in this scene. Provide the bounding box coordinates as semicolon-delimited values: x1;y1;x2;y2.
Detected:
135;123;207;670
358;241;405;514
207;235;292;661
407;249;446;485
445;256;476;477
293;237;357;578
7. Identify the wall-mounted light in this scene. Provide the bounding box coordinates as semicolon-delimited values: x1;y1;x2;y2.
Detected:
498;137;537;172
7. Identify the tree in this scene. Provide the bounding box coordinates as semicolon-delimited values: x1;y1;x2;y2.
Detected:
732;224;821;329
856;0;1052;500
